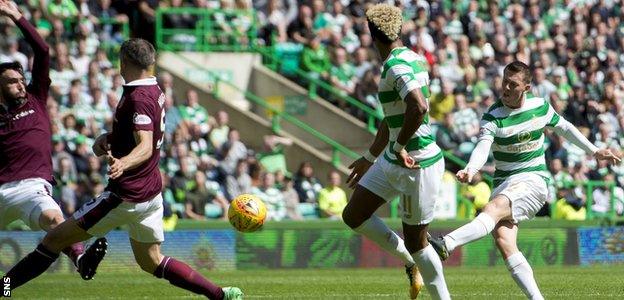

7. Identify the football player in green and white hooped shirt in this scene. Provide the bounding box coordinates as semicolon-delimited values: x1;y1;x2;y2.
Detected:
429;61;621;299
342;4;449;300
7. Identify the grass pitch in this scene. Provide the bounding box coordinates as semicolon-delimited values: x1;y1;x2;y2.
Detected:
13;265;624;299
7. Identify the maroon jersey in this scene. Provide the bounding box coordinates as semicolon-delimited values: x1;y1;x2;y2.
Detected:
106;77;164;203
0;17;52;185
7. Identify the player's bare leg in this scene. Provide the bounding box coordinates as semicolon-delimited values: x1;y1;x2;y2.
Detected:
494;221;543;300
38;209;84;266
403;223;449;300
429;195;511;259
5;217;103;288
131;239;242;300
343;186;421;297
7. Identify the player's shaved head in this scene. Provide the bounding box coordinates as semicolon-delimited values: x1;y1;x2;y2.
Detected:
504;61;532;84
366;3;402;44
120;38;156;70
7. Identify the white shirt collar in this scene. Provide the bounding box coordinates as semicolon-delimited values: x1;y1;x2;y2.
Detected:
123;77;158;86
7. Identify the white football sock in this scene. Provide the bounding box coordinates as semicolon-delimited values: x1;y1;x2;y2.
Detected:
354;215;415;266
412;245;451;300
444;213;496;252
505;252;544;300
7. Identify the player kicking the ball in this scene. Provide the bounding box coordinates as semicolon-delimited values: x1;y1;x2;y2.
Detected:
342;4;450;299
0;0;106;280
428;61;621;299
6;38;243;299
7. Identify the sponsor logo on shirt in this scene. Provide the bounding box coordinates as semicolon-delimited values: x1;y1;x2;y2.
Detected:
12;109;35;121
133;113;152;125
505;141;540;153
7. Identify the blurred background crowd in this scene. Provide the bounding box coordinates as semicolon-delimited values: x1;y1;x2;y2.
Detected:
2;0;624;224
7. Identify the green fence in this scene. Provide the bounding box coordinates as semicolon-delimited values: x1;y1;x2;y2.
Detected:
169;52;359;167
255;46;383;133
155;7;258;52
155;7;381;132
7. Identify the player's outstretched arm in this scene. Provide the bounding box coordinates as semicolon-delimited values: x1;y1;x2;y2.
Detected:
457;138;493;183
551;117;621;165
0;0;51;99
346;120;389;188
108;130;153;179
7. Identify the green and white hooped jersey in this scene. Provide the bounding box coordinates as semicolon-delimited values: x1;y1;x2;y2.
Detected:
378;47;442;168
479;93;560;187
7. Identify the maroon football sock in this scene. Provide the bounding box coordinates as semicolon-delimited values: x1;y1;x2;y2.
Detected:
62;242;84;266
153;256;224;300
6;244;59;289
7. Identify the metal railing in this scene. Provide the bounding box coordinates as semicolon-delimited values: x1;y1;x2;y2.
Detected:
155;7;258;52
255;46;383;133
155;8;382;132
169;52;359;167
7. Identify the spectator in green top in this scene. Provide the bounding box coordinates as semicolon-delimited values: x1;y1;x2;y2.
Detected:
179;88;210;134
301;37;330;80
552;67;572;101
48;0;78;20
550;158;574;190
318;170;347;220
251;172;286;221
258;134;292;175
329;47;356;108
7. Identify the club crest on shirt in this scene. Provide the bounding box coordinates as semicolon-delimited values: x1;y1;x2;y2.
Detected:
133;113;151;125
518;131;532;143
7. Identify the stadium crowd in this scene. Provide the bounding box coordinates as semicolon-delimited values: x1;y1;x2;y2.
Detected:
0;0;349;225
2;0;624;223
254;0;624;220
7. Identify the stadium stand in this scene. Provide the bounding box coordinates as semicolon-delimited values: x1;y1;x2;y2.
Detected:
2;0;623;225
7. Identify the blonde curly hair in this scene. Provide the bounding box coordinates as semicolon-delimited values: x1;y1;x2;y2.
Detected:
366;3;403;43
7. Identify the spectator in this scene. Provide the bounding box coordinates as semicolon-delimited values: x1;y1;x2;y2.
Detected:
318;170;347;220
280;174;302;220
294;161;322;204
220;128;248;175
532;67;556;99
551;158;574;190
226;159;252;200
185;171;229;220
0;37;27;70
55;156;77;216
251;172;286;221
71;135;91;174
329;47;356;107
48;0;79;21
458;173;491;218
179;89;210;133
352;47;372;80
301;37;330;80
210;110;230;150
287;5;313;45
257;134;292;174
429;80;455;121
